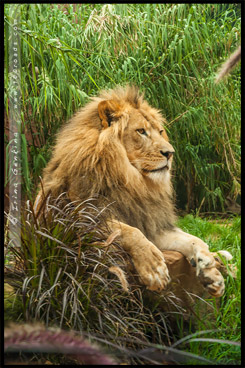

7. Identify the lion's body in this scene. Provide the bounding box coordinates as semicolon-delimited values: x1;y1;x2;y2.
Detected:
36;85;229;296
39;86;176;242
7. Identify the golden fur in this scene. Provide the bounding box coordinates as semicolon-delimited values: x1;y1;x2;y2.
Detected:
35;85;230;296
38;85;176;242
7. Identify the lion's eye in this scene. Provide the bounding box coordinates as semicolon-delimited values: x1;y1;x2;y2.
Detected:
159;130;164;135
137;128;147;136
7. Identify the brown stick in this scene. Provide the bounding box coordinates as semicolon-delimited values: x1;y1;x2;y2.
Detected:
215;46;241;84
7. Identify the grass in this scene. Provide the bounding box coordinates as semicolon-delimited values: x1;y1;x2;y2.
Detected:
4;3;241;365
4;3;241;212
4;197;241;364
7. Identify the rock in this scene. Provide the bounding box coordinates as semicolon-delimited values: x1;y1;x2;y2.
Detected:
155;251;232;317
163;250;209;299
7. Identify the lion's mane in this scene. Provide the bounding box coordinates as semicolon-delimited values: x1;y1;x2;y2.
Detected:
40;86;176;242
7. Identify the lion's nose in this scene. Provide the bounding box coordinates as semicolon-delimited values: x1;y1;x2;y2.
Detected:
160;150;174;160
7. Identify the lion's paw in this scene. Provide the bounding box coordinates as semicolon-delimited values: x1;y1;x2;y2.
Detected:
134;246;170;292
198;267;225;297
189;247;225;297
190;248;216;274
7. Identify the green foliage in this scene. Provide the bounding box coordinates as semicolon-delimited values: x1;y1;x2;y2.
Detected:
4;3;241;209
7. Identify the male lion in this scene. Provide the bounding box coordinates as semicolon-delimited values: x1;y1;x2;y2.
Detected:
35;85;230;297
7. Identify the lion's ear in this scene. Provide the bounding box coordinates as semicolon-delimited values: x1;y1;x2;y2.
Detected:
98;100;122;129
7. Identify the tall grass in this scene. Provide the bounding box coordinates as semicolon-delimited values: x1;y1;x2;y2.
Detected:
4;3;241;211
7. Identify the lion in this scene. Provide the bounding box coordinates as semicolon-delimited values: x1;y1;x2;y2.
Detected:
34;85;231;297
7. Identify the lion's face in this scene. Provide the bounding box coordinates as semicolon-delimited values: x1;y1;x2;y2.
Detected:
122;108;174;181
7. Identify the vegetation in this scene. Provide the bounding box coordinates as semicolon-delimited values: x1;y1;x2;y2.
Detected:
4;3;241;211
4;197;241;364
4;3;241;365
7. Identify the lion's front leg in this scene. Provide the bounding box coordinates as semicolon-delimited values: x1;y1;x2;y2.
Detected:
154;228;228;297
108;221;170;292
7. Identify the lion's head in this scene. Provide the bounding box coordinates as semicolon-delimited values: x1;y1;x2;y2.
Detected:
39;85;176;240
